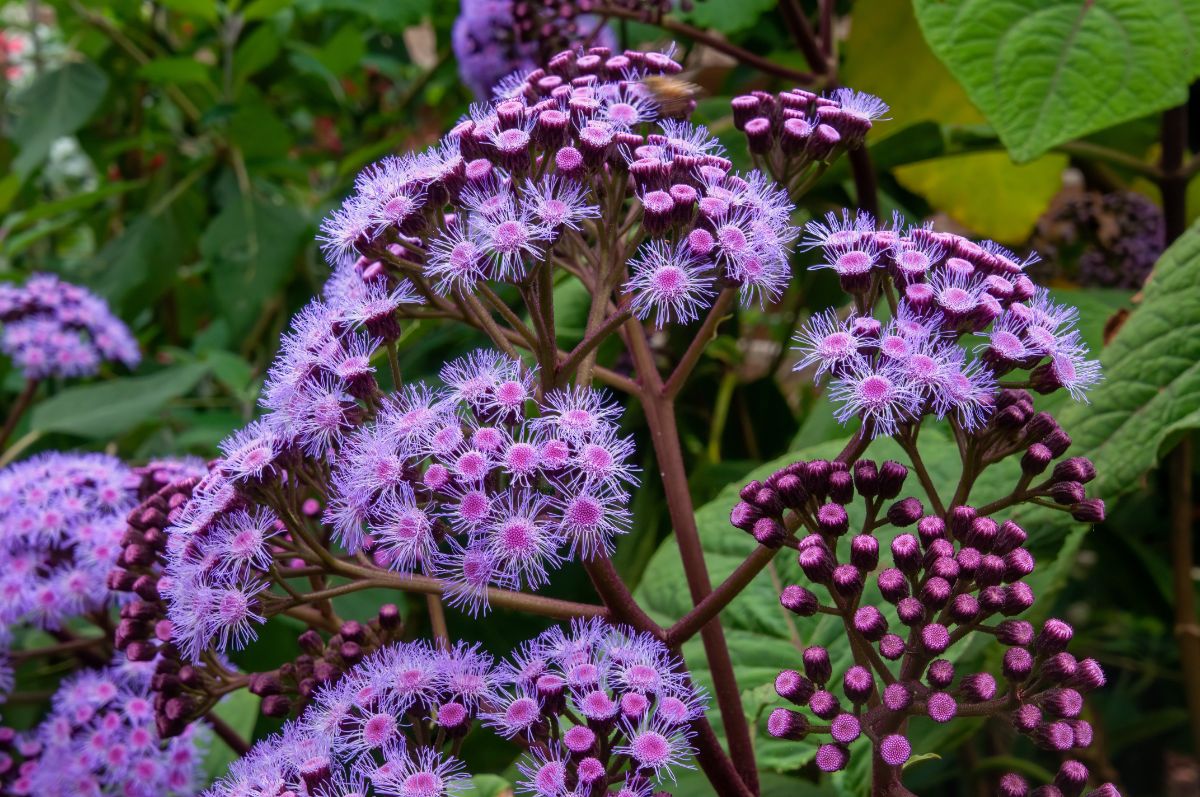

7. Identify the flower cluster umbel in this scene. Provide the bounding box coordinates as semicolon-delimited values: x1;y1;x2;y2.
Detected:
0;273;139;380
489;618;707;795
0;662;208;797
793;213;1101;438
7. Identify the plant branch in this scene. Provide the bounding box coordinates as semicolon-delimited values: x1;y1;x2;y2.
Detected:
0;378;38;452
662;288;736;400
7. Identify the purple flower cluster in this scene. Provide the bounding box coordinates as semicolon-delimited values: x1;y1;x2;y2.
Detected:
491;618;707;794
793;214;1101;437
0;664;207;797
727;454;1114;794
205;640;483;797
161;341;636;663
316;47;854;328
452;0;616;100
0;452;136;632
0;273;139;380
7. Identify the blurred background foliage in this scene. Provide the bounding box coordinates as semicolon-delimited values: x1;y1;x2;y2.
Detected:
1;0;1199;795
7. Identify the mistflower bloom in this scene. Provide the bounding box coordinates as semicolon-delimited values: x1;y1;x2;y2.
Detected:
627;239;717;327
204;642;476;797
0;452;136;632
791;214;1101;437
504;619;706;792
3;664;207;797
0;273;139;380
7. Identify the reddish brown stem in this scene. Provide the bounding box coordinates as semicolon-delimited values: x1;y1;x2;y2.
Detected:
204;711;251;756
0;378;38;451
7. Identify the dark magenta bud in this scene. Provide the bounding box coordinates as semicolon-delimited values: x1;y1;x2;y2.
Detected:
949;505;976;540
831;564;863;597
853;606;888;641
961;672;997;702
931;554;962;583
1044;688;1084;719
744;117;774;153
853;460;879;497
879;634;906;660
877;460;908;498
817;503;849;536
921;623;951;655
926;658;955;688
803;460;833;494
830;712;861;744
1043;653;1078;682
1070;658;1106;691
897;597;925;626
995;520;1028;555
1036;619;1074;654
803;645;832;683
378;603;401;629
752;517;787;548
1000;773;1030;797
949;593;980;624
126;640;157;662
1013;703;1042;732
751;486;784;516
976;554;1007;587
980;585;1008;612
850;534;879;570
1053;457;1096;484
927;691;957;723
1034;721;1075;751
1070;720;1094;748
1085;786;1119;797
1070;499;1105;523
248;673;282;697
886;497;923;527
892;533;921;573
877;568;909;602
917;515;947;547
780;585;820;616
1021;443;1053;475
775;670;815;705
261;694;293;718
730;95;761;130
883;681;912;711
920;577;953;610
968;517;999;551
775;473;807;508
798;544;834;583
809;689;841;720
828;470;854;504
729;501;761;532
996;620;1034;646
1026;411;1058;440
1003;648;1034;681
842;665;875;704
1003;549;1035;582
1044;428;1072;458
767;708;809;740
1050;481;1086;505
1054;761;1089;796
1003;582;1036;615
805;123;841;160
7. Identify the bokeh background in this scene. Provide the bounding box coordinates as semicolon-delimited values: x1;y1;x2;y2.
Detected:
1;1;1197;795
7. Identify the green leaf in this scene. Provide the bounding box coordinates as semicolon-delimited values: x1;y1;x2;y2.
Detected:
677;0;777;34
203;690;260;781
9;62;110;176
158;0;219;22
200;194;307;337
137;57;215;86
893;151;1068;244
1054;222;1200;501
242;0;295;20
234;24;283;85
468;774;512;797
913;0;1198;161
30;363;210;439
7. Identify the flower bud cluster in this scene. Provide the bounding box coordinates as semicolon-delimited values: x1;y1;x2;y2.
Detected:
738;455;1115;793
204;640;491;797
792;215;1101;437
0;663;207;797
490;618;706;794
0;273;139;379
733;87;887;177
319;47;839;330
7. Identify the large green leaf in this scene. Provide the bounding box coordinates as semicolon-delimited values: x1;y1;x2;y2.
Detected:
200;194;308;338
677;0;777;35
30;363;209;439
202;690;260;781
913;0;1199;162
8;62;110;176
1054;223;1200;500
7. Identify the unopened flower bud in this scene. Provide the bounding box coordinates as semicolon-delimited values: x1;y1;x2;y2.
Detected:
780;585;819;616
803;645;832;683
886;497;923;527
850;534;879;570
767;708;809;740
775;670;816;705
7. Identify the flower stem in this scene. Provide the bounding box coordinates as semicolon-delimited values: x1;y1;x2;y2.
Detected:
0;378;38;453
